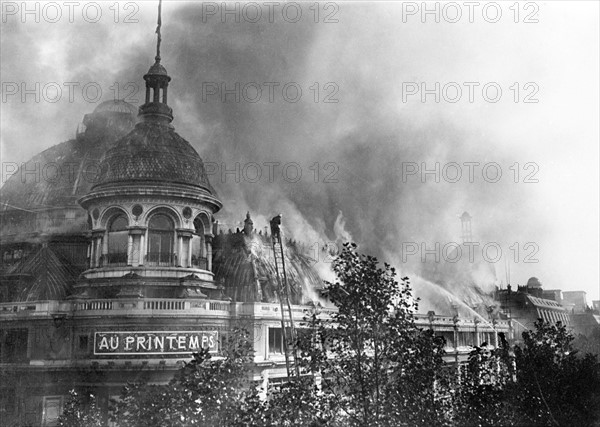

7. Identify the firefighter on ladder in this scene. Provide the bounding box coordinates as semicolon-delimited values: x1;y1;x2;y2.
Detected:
270;214;300;378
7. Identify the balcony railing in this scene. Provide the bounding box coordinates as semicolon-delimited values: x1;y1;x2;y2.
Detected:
145;251;177;267
191;256;208;270
78;300;114;311
144;300;185;310
100;253;128;267
92;253;211;270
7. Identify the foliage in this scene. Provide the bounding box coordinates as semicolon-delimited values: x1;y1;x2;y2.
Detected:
57;389;105;427
295;242;450;426
452;333;519;426
511;320;600;426
453;321;600;427
110;328;258;427
240;375;340;426
573;327;600;358
58;244;600;427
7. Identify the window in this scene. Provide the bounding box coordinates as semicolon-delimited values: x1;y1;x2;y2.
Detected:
441;331;454;349
0;328;29;363
42;396;63;426
0;390;15;415
147;214;174;266
269;328;284;354
191;217;207;269
78;335;89;354
457;331;469;348
107;215;128;265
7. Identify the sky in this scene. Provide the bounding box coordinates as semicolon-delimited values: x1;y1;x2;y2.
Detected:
1;1;598;301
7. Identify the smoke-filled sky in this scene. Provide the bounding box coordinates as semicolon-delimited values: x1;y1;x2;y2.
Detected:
1;1;598;301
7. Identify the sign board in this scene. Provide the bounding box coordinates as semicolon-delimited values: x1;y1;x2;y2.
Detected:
94;331;218;355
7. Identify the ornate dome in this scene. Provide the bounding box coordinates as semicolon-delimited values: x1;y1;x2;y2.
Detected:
146;61;169;76
93;99;138;115
94;121;216;195
0;105;136;213
527;277;542;288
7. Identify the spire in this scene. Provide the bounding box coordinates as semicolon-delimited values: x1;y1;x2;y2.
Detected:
155;0;162;63
139;0;173;125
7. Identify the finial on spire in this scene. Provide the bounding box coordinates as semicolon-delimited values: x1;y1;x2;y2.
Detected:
140;0;172;124
155;0;162;63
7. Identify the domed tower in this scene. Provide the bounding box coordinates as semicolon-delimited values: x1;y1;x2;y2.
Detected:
77;19;222;299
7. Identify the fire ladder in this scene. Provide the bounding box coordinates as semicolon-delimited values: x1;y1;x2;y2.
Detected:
270;215;300;378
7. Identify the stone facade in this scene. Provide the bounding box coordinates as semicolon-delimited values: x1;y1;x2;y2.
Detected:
0;39;511;427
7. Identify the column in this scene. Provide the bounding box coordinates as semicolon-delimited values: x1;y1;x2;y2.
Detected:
131;235;141;267
91;231;105;268
101;231;108;263
187;237;193;267
95;237;102;267
178;236;183;267
205;234;213;271
179;237;190;268
474;319;480;347
127;234;133;265
176;229;193;268
453;316;459;371
139;233;145;266
90;238;96;268
86;240;92;268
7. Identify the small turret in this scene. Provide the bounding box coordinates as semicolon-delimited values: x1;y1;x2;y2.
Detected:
460;211;473;244
243;212;254;235
138;0;173;125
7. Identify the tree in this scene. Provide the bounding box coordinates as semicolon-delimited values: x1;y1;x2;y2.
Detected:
110;328;259;427
295;242;450;426
452;333;519;426
246;375;339;426
57;389;105;427
573;327;600;358
512;320;600;426
56;241;600;427
453;321;600;426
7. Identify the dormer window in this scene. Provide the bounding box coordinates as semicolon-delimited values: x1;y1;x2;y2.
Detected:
147;214;174;266
107;215;128;266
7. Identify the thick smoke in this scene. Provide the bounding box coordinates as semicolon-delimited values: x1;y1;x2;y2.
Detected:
160;4;546;292
1;2;598;301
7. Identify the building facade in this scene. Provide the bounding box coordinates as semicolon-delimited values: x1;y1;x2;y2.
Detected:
1;29;512;427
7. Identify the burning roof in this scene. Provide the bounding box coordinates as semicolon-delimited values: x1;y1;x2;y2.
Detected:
212;226;324;305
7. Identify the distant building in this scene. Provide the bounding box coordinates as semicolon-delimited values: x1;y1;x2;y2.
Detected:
542;289;562;304
570;312;600;337
562;291;588;314
495;278;570;340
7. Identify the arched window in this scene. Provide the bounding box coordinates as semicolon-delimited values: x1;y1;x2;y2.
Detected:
107;215;128;265
147;214;174;266
191;217;207;269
